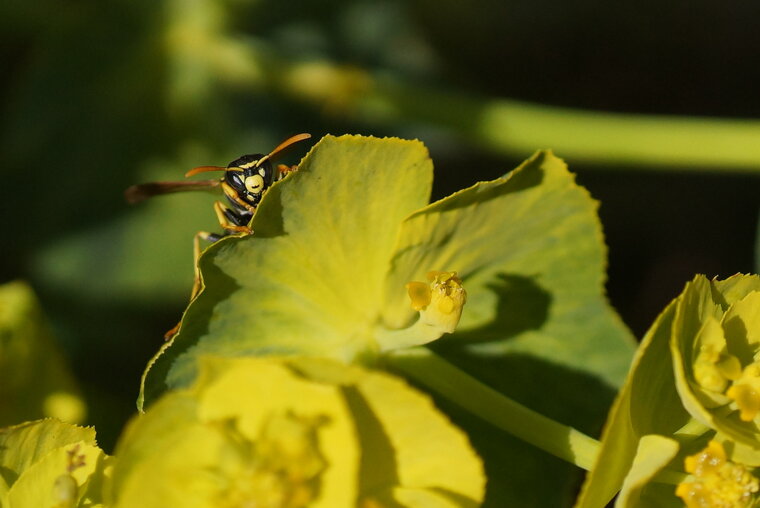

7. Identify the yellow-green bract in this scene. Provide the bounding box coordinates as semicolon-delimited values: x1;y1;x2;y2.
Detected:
139;135;634;411
109;356;484;507
136;134;634;504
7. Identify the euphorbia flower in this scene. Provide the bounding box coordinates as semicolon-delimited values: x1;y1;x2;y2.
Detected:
578;274;760;507
109;356;485;507
676;440;759;508
136;135;632;504
671;275;760;447
140;135;633;408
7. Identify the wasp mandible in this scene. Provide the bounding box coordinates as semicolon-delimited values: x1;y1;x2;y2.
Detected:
125;133;311;338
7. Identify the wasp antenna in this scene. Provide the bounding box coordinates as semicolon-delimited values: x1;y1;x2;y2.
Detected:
124;184;151;204
184;165;227;178
124;180;221;204
256;133;312;167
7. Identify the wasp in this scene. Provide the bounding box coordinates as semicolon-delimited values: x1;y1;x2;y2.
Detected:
125;133;311;338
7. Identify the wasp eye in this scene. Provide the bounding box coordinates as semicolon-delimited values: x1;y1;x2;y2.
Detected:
226;171;244;189
244;174;265;194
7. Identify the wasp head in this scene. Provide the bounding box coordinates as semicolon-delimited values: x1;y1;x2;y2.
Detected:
224;154;275;207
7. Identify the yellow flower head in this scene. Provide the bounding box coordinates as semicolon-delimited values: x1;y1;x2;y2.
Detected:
693;341;742;394
112;357;484;507
670;278;760;448
376;271;468;352
676;440;759;508
407;271;467;333
727;363;760;422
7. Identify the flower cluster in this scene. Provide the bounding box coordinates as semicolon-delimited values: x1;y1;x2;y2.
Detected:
676;441;759;508
578;274;760;508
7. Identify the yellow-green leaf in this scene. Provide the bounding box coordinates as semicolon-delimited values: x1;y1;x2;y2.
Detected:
0;420;95;491
140;135;433;406
575;296;689;508
383;150;634;388
615;435;680;508
0;419;108;508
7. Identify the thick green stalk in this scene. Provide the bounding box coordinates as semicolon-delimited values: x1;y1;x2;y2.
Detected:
374;82;760;171
273;58;760;171
386;346;600;470
168;11;760;171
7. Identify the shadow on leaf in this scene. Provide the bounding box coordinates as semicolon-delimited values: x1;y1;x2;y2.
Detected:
453;273;552;343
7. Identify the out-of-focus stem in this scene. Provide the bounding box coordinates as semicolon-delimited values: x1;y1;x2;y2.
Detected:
275;58;760;171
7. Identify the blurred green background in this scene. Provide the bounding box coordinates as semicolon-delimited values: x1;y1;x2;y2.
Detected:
2;0;759;486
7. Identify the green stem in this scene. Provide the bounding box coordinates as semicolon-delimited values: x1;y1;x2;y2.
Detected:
373;82;760;171
263;54;760;171
386;346;600;470
375;317;448;352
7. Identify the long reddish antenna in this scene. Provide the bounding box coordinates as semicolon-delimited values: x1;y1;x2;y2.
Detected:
256;133;311;167
184;165;227;178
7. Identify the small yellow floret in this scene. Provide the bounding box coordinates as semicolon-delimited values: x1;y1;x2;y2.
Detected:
694;343;742;393
406;271;467;334
676;440;759;508
727;363;760;422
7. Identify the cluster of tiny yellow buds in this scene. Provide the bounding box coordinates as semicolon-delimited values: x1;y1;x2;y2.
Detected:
405;271;467;334
694;344;742;393
691;341;760;424
676;440;759;508
216;411;326;508
727;364;760;422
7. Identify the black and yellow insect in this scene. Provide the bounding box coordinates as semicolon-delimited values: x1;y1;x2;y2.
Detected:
125;133;311;338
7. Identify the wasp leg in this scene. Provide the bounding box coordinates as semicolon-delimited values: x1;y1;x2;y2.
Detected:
214;201;252;235
276;163;298;178
163;230;221;341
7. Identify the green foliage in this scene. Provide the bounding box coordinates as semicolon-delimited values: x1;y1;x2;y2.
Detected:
615;435;681;508
0;131;758;506
1;1;758;506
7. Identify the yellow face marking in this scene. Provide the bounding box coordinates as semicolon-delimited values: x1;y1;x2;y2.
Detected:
244;174;265;194
238;159;261;169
